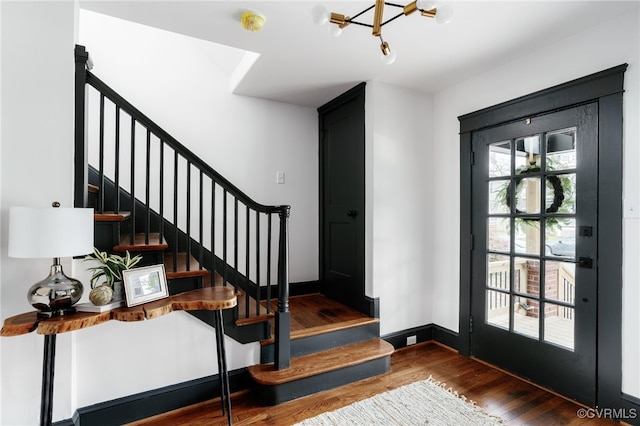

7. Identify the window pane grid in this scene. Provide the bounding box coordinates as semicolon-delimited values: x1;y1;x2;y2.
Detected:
484;127;577;351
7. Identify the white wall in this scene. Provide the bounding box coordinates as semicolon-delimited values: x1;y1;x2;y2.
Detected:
431;9;640;398
1;1;77;424
78;9;319;284
366;82;434;335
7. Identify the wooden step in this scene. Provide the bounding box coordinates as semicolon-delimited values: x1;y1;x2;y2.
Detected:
164;253;210;279
113;233;168;252
260;293;378;346
94;211;131;222
88;183;99;194
235;289;275;327
248;338;394;405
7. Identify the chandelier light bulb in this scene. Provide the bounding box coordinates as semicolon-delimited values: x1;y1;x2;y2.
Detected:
435;3;454;24
311;5;330;25
381;50;397;65
328;25;343;37
416;0;437;11
380;40;397;65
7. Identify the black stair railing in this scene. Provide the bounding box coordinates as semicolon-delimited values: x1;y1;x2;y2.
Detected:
74;45;291;369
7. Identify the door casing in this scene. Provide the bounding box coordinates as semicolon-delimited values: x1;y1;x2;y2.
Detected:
458;64;626;408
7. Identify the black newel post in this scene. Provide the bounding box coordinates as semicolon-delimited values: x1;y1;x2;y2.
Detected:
274;205;291;370
74;45;90;208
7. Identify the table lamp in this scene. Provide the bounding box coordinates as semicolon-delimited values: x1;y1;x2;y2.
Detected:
8;202;94;317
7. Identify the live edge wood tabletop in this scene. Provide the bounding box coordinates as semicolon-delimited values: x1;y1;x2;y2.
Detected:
1;286;237;337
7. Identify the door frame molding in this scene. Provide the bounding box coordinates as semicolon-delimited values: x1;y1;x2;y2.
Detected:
458;64;627;409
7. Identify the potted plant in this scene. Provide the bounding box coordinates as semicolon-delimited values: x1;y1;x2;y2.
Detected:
84;248;142;305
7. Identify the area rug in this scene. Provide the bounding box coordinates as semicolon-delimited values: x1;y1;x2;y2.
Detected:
294;376;504;425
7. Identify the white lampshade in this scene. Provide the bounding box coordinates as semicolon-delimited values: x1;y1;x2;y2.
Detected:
9;206;94;259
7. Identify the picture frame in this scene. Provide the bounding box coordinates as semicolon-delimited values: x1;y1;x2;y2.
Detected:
122;264;169;307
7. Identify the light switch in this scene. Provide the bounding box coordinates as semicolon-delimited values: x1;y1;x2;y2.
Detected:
624;198;639;218
276;171;285;184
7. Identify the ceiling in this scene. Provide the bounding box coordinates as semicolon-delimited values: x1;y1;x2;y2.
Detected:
78;1;639;108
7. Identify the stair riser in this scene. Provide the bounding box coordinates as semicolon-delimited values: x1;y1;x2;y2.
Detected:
260;322;380;364
253;356;391;406
168;276;204;295
94;221;129;253
187;310;271;344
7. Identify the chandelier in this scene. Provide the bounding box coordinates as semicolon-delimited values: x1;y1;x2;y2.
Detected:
312;0;453;64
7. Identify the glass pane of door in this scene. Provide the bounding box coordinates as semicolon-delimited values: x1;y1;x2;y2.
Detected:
483;126;578;349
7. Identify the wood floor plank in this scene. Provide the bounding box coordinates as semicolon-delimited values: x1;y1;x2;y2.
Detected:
127;342;614;426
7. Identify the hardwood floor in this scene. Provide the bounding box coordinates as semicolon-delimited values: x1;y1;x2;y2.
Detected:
128;341;615;426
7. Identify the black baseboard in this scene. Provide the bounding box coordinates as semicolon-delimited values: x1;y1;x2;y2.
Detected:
290;280;321;296
256;280;320;300
55;369;251;426
382;323;459;350
621;393;640;425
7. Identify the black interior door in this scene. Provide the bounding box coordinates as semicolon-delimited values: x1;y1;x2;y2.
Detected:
470;104;598;405
318;84;366;311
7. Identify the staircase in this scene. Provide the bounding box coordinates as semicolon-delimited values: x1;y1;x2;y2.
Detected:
74;44;393;409
250;294;393;405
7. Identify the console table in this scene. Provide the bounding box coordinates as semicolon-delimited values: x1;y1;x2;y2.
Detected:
1;286;237;426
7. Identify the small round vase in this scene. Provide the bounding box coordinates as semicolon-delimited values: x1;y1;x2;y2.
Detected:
89;285;113;306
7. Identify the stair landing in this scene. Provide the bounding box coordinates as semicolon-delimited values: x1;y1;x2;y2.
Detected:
248;294;393;405
264;293;373;338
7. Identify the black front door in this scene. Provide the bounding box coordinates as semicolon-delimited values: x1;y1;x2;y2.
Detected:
470;105;598;405
318;84;366;310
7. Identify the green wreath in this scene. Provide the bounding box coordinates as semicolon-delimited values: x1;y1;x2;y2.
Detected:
505;166;564;214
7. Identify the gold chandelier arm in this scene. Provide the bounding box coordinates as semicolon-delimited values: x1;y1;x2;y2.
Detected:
403;1;418;16
372;0;385;36
421;7;437;18
330;12;348;27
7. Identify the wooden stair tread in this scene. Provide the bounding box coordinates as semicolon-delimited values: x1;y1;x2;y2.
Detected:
94;211;131;222
114;233;168;252
265;293;371;331
164;253;209;278
88;184;99;194
260;317;379;346
248;339;394;385
235;289;275;326
235;290;275;327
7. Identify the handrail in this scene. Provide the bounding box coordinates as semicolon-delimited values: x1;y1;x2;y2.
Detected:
85;72;286;215
74;45;291;370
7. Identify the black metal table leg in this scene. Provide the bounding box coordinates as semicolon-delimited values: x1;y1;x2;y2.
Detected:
41;334;56;426
214;310;232;425
213;312;226;413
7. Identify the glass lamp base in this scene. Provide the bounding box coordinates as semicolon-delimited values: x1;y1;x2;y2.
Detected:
28;261;83;317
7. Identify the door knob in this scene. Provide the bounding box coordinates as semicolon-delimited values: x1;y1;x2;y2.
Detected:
347;210;358;218
578;257;593;269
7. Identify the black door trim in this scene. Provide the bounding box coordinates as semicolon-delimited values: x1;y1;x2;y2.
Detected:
459;64;627;409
